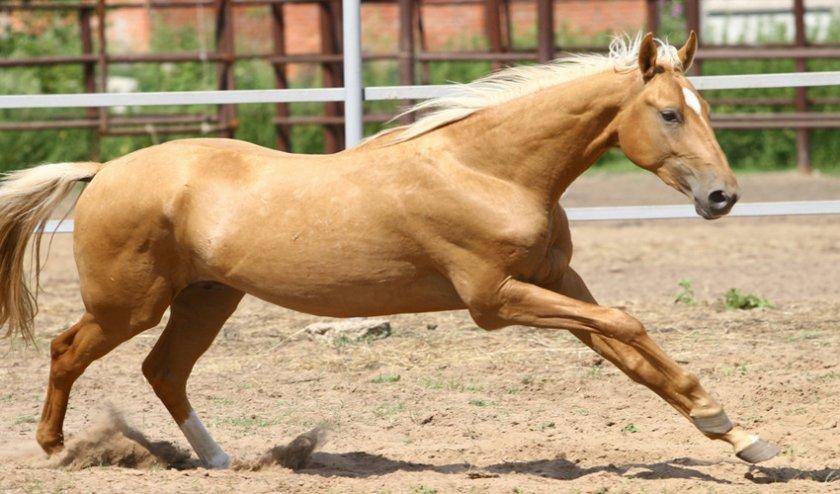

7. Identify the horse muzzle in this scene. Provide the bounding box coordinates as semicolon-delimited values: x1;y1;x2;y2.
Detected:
694;188;739;220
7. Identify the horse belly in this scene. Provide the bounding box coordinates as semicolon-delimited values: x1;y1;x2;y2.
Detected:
259;273;464;317
205;224;465;316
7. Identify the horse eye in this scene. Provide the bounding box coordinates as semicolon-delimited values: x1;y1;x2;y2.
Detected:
660;109;681;123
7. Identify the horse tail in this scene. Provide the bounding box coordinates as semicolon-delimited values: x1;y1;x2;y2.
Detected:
0;162;102;343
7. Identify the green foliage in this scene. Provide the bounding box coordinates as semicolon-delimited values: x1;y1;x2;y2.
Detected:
468;398;491;407
3;11;840;172
622;423;640;433
371;373;401;384
674;278;696;305
723;288;773;310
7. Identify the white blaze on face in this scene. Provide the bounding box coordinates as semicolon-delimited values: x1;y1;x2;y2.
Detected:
682;87;703;116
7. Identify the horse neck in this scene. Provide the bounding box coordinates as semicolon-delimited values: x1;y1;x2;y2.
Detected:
439;70;638;208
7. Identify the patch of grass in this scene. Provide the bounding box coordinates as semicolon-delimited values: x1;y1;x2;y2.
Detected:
786;330;823;342
411;485;438;494
421;377;444;390
15;415;37;425
374;401;405;418
674;278;696;305
723;288;773;310
736;362;748;376
468;398;491;407
622;423;639;434
781;445;796;460
421;376;482;393
218;415;279;430
333;335;353;347
816;371;839;382
371;373;401;383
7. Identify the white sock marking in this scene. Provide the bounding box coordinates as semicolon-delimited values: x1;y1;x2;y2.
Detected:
179;410;230;469
682;87;702;116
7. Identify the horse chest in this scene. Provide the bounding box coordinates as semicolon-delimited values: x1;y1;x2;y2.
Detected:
509;207;572;286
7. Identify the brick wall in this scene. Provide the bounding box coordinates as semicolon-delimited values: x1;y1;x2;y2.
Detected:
104;0;646;54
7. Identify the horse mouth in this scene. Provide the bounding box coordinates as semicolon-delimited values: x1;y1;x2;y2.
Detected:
694;202;729;220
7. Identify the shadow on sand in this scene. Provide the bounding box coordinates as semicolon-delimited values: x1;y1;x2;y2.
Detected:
34;412;837;485
299;451;838;485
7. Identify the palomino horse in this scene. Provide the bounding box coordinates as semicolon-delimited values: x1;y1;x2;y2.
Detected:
0;33;778;468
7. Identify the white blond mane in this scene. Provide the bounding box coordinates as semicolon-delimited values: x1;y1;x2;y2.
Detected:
383;34;682;143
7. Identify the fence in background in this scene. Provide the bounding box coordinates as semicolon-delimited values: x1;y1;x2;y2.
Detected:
1;0;839;169
3;1;840;233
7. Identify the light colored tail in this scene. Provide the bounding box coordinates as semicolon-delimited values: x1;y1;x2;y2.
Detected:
0;162;102;342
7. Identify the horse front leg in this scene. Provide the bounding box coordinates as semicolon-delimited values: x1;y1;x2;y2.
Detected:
458;269;779;464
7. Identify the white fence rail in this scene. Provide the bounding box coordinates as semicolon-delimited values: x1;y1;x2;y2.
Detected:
2;0;839;233
37;200;840;234
2;72;840;110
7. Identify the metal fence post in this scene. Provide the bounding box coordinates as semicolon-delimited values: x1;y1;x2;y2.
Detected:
342;0;363;147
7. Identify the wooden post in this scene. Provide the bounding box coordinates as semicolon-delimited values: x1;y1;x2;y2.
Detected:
398;0;416;123
270;2;291;151
484;0;504;70
215;0;236;138
684;0;701;75
537;0;554;63
415;1;431;84
95;0;108;136
319;0;344;152
398;0;415;87
793;0;812;173
79;6;99;160
645;0;659;36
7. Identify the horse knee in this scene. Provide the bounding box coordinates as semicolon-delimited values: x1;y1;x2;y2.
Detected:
142;358;182;400
603;309;646;344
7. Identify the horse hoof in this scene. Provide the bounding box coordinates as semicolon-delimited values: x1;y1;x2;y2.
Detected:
203;451;231;469
736;438;780;464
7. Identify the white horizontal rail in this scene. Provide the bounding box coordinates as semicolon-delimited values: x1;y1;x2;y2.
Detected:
2;71;840;109
0;87;345;109
691;71;840;90
38;200;840;234
566;200;840;221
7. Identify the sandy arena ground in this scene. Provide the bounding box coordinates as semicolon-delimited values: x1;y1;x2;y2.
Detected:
1;171;838;493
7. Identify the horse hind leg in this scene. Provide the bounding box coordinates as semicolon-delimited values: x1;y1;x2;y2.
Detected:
36;303;168;454
141;282;243;469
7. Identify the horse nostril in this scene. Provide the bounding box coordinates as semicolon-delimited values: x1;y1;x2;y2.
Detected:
708;190;728;206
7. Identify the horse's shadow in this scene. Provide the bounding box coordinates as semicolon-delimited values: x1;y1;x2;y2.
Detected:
54;418;837;486
300;451;838;485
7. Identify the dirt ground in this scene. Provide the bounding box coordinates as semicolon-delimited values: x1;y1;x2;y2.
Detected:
1;171;838;493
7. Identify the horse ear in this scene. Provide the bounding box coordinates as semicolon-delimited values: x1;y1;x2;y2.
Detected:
678;31;698;71
638;32;658;80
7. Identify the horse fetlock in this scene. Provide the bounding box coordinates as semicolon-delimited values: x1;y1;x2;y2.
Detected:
36;425;64;454
691;409;733;435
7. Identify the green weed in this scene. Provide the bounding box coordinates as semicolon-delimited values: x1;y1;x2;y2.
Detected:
468;399;491;407
622;423;640;434
723;288;773;310
371;373;401;383
674;278;696;305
